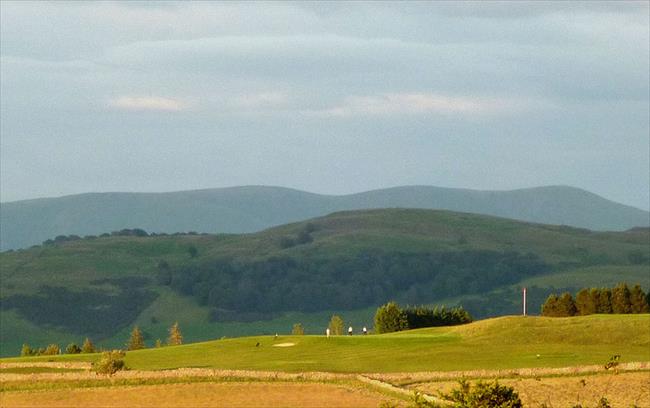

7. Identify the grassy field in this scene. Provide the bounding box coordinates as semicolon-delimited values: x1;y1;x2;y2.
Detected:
2;315;648;407
2;209;648;357
4;315;648;373
0;381;400;408
412;371;650;407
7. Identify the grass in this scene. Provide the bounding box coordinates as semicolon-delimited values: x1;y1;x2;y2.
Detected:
1;209;648;356
0;381;400;408
519;265;650;289
413;371;650;408
4;315;648;373
0;366;84;374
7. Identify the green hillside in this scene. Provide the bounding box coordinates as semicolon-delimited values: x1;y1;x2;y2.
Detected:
4;315;648;373
2;185;648;251
1;209;648;356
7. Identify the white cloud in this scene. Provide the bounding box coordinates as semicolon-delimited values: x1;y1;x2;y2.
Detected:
313;93;544;117
230;92;289;109
108;96;187;112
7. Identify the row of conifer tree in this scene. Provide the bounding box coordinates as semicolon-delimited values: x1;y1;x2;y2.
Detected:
20;322;183;356
541;283;649;317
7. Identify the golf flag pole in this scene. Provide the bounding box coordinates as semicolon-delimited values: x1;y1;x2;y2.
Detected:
523;287;527;316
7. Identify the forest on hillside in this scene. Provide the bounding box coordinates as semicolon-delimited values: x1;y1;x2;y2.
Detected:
159;249;549;321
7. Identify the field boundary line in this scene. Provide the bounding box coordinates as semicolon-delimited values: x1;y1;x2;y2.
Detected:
356;374;449;405
363;361;650;385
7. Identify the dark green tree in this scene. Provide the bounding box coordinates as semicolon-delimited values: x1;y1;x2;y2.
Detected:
611;283;632;314
589;288;601;313
629;284;650;313
557;292;577;316
156;260;172;285
575;288;597;315
127;326;145;350
597;288;613;314
374;301;408;333
541;294;560;317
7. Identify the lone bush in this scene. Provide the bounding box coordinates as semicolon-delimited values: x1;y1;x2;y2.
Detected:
93;350;126;375
20;343;32;356
81;337;95;353
42;344;60;355
291;323;305;335
65;343;81;354
441;379;522;408
328;315;345;335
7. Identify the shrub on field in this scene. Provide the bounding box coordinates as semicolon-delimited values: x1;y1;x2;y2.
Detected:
43;344;60;355
20;343;32;356
328;315;344;335
595;397;612;408
292;323;305;335
66;343;81;354
82;337;96;353
439;379;522;408
93;350;127;375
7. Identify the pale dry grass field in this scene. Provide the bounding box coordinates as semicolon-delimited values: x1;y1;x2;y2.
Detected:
0;381;401;408
411;371;650;407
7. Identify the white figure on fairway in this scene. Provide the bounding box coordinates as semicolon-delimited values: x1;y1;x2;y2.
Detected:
326;328;330;338
348;326;353;336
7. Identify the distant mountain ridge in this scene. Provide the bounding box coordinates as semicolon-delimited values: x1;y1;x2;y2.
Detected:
1;185;648;250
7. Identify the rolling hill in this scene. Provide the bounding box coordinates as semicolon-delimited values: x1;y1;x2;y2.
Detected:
0;209;648;357
4;314;648;373
1;185;648;250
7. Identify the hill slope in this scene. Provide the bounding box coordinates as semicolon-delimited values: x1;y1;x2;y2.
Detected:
2;185;648;250
1;209;648;356
5;315;649;372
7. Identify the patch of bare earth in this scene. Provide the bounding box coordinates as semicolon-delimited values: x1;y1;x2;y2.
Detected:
0;382;399;408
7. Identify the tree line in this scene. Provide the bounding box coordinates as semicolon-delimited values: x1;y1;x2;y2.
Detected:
541;283;649;317
19;322;184;356
374;301;472;334
160;249;548;317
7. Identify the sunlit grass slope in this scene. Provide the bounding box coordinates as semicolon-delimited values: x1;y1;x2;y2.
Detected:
4;315;648;373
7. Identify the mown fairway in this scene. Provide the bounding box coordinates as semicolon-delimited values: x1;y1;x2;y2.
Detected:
5;315;648;373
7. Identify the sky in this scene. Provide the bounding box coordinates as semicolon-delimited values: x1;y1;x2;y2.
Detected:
1;1;648;210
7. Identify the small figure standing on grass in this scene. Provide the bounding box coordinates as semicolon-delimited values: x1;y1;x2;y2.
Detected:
348;326;353;336
326;328;330;338
362;327;367;335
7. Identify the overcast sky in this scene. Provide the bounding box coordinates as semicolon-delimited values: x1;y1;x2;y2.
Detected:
1;1;648;209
